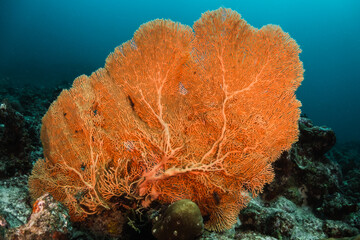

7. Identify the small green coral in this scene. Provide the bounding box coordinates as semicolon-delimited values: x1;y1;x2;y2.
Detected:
152;199;204;240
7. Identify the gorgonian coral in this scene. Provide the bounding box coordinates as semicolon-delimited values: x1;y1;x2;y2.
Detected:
29;8;303;231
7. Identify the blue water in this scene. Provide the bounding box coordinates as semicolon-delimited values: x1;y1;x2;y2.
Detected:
1;0;359;143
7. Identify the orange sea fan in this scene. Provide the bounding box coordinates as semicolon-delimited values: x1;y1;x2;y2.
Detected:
29;8;303;231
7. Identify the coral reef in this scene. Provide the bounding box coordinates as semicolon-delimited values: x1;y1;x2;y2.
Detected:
0;89;359;239
0;101;33;178
0;176;31;228
28;8;303;231
1;7;357;240
79;208;127;239
238;196;359;239
328;142;360;204
236;117;360;239
151;199;204;240
262;117;340;205
5;193;72;240
0;85;65;178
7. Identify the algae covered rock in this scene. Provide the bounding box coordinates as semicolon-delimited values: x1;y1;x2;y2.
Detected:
152;199;204;240
5;193;72;240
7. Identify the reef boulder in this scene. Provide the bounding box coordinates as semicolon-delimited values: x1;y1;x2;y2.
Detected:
151;199;204;240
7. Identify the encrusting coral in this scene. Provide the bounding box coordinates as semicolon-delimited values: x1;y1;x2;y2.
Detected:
28;8;303;231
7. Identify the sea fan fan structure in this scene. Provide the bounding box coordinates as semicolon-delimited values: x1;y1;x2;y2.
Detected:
29;8;303;231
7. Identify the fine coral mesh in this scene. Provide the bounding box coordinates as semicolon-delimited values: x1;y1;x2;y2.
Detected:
29;8;303;232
